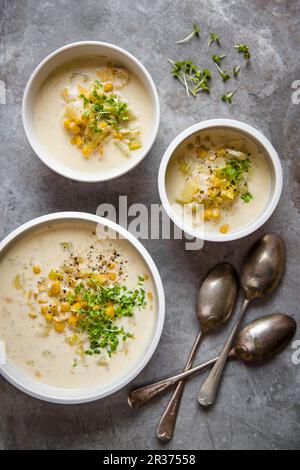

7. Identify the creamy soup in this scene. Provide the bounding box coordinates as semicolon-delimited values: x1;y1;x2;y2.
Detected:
166;128;272;235
34;57;153;174
0;221;157;389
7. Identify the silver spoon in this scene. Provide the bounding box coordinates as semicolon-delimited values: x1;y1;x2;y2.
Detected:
154;263;239;442
128;314;296;408
198;233;285;407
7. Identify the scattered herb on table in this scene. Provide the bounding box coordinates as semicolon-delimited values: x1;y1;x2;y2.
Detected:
234;43;251;60
176;23;201;44
168;59;211;96
221;90;236;103
212;54;226;64
233;65;241;77
241;191;253;203
208;32;221;50
215;63;230;81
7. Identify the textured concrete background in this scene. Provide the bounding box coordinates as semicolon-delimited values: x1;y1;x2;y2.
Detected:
0;0;299;450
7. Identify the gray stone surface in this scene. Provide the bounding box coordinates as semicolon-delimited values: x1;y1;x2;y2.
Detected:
0;0;299;450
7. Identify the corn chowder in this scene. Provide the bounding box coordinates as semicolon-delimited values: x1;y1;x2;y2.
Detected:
0;221;156;389
34;57;153;174
166;128;272;234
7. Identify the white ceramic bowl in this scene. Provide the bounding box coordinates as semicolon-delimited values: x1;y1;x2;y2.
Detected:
158;119;283;242
22;41;160;182
0;212;165;403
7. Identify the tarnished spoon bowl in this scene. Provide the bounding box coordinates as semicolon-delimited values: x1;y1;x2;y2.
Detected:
233;313;296;363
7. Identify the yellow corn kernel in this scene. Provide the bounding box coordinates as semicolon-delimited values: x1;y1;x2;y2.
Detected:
216;147;226;158
74;117;83;126
66;334;78;346
48;269;58;281
93;305;100;311
32;265;41;274
108;262;116;269
60;302;70;313
63;119;71;130
49;281;61;296
68;315;78;327
29;312;37;319
71;302;82;311
69;122;81;134
99;121;108;128
107;271;117;281
45;313;53;323
70;136;77;145
197;147;207;159
41;305;49;315
147;291;153;301
211;207;220;220
49;302;58;314
54;321;65;333
113;132;124;140
91;274;107;285
204;209;213;221
81;145;92;158
75;135;83;147
105;305;115;318
220;224;229;234
38;299;47;304
103;82;113;93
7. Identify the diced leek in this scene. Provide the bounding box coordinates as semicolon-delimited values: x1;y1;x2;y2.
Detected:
114;141;131;157
176;180;199;204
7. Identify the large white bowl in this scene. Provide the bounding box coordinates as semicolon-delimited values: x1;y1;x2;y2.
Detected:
22;41;160;182
158;119;283;242
0;212;165;403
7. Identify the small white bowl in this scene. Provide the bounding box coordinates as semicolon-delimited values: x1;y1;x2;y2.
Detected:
0;212;165;403
22;41;160;182
158;119;283;242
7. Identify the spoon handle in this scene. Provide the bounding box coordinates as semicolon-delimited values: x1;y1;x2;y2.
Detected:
156;331;204;442
198;297;250;407
128;355;218;409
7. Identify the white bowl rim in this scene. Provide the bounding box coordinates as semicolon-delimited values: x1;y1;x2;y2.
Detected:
158;118;283;242
0;211;165;403
22;41;160;183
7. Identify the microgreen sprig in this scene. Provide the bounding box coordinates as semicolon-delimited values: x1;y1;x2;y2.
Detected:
234;43;251;60
176;23;201;44
208;32;221;50
215;63;230;81
233;65;241;77
212;54;226;65
168;58;211;97
221;90;236;103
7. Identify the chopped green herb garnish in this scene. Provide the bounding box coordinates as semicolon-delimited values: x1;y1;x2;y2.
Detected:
221;90;236;103
168;59;211;96
220;158;251;184
233;65;241;77
77;278;146;356
176;23;201;44
212;54;226;64
234;43;251;60
72;359;78;368
80;81;130;134
241;191;253;203
215;63;230;81
208;32;220;50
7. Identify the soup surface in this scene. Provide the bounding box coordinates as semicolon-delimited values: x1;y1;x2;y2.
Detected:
34;57;154;174
0;221;157;389
166;128;272;235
